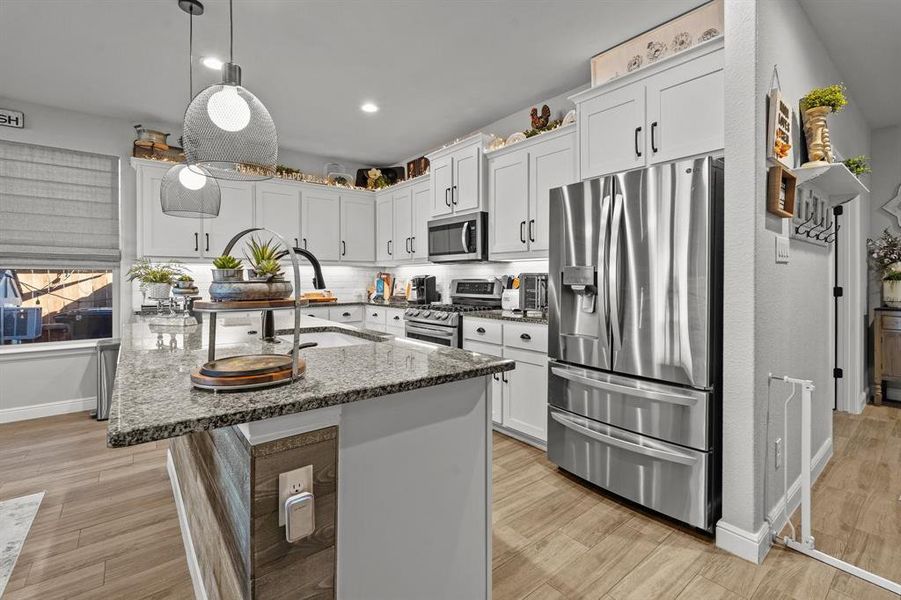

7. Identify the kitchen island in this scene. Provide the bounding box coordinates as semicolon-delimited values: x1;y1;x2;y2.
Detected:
108;313;513;600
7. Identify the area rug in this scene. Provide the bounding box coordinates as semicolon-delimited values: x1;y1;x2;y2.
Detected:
0;491;44;596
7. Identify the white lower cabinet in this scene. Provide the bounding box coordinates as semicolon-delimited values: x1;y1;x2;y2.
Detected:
385;307;406;336
463;318;547;445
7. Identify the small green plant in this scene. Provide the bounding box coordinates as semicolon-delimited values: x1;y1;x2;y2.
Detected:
884;271;901;281
126;258;184;284
177;274;194;282
244;237;288;268
252;258;283;280
212;255;242;270
867;229;901;277
800;84;847;113
843;155;871;177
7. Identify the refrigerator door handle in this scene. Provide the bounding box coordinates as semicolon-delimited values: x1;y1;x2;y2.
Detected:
550;366;699;406
608;193;624;351
550;409;698;466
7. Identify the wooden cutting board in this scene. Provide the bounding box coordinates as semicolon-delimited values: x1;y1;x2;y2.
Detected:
199;354;292;377
191;357;306;390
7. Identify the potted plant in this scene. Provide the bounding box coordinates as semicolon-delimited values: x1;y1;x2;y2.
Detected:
867;229;901;306
843;155;871;178
126;259;184;300
245;237;288;280
211;255;244;282
174;274;195;289
799;84;847;167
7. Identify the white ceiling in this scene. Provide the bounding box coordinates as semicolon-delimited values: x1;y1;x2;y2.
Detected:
0;0;703;165
799;0;901;130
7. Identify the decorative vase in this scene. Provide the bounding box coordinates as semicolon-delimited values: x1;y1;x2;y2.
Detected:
208;280;293;302
211;268;244;282
801;106;834;167
174;280;195;289
146;282;172;300
884;280;901;308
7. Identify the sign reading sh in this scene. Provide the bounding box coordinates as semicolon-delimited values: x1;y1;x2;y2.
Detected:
0;108;24;129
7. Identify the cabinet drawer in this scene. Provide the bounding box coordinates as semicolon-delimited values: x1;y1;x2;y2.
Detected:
463;318;502;344
366;306;387;325
386;308;406;328
503;322;548;353
462;339;503;358
329;305;363;323
883;316;901;331
301;307;330;320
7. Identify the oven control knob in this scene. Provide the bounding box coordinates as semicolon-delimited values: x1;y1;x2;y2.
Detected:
406;309;418;317
436;313;449;320
421;311;431;318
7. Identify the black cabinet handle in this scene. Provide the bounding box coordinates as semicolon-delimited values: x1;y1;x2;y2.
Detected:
411;236;416;253
393;315;400;320
387;240;392;255
520;221;526;244
529;219;535;243
342;240;346;256
194;232;198;252
205;233;209;252
651;121;658;153
476;327;486;334
372;312;378;317
445;187;451;207
520;333;531;341
405;237;411;254
342;312;351;317
294;237;299;247
635;126;642;157
451;185;457;204
303;237;308;249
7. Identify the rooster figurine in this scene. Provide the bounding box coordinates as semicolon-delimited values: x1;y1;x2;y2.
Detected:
530;105;552;130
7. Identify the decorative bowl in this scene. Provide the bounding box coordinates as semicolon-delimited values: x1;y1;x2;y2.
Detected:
208;280;293;302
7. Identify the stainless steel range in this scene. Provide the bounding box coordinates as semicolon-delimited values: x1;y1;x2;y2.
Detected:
404;279;503;347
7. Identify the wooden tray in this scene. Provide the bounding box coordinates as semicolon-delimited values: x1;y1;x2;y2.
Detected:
191;358;306;391
199;354;292;377
193;299;301;311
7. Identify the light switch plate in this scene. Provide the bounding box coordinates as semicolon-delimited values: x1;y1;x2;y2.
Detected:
775;236;790;264
279;465;313;527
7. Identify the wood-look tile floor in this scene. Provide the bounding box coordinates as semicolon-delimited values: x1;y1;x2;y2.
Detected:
1;412;896;599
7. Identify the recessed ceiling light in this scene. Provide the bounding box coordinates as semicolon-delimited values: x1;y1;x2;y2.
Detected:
201;56;223;70
361;102;379;113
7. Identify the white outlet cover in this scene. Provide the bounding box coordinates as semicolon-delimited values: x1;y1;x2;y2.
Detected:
279;465;313;527
775;236;790;264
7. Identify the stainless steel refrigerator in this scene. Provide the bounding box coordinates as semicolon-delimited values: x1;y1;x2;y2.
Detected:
547;155;723;531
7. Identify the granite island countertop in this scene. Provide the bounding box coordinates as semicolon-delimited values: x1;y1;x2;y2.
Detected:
108;314;513;447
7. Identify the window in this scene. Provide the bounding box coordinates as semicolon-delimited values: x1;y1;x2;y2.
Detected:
1;269;113;345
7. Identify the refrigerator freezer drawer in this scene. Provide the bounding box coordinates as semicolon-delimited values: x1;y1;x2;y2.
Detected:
547;406;710;530
548;361;711;450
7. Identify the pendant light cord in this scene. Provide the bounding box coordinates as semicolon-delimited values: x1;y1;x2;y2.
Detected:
229;0;234;63
188;12;193;101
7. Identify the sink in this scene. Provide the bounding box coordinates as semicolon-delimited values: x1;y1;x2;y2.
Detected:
278;331;371;349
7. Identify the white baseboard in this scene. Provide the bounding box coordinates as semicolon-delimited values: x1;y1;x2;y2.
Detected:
766;436;833;535
0;397;95;424
853;390;867;414
715;519;771;564
166;450;208;600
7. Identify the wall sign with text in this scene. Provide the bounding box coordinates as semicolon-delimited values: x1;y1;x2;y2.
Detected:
0;108;24;129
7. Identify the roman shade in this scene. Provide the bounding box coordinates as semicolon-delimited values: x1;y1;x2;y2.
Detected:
0;140;120;268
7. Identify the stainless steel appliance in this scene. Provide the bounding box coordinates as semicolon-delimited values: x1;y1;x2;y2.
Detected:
518;273;548;312
409;275;439;304
403;278;503;347
427;212;488;263
547;156;723;531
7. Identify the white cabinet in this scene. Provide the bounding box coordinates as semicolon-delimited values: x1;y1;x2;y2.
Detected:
201;179;255;257
487;127;574;260
138;161;203;258
340;193;375;263
427;133;489;218
463;317;548;445
573;38;724;180
376;192;394;263
329;305;363;325
365;305;387;331
385;307;406;334
393;186;413;261
302;188;341;262
255;180;301;248
411;180;430;262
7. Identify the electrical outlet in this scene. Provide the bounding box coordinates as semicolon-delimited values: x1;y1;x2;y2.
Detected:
278;465;313;527
775;237;790;264
775;438;783;469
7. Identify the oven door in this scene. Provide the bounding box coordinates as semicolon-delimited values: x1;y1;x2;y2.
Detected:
404;320;459;347
428;213;487;263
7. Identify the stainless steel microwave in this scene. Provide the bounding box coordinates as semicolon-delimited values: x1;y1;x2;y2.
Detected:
427;212;488;263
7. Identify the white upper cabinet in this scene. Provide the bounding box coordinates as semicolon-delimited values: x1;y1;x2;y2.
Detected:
645;48;724;164
340;193;375;263
302;188;341;262
572;38;724;180
393;186;413;261
411;179;430;262
487;126;575;260
376;192;394;263
138;161;203;258
202;179;255;258
427;133;489;219
254;180;302;249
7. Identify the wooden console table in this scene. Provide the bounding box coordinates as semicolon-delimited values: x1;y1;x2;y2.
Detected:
873;307;901;404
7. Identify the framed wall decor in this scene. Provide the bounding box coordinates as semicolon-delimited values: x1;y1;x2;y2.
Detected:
767;164;796;219
767;88;794;169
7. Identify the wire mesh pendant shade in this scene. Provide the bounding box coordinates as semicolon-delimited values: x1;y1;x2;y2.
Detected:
182;79;278;181
160;164;221;218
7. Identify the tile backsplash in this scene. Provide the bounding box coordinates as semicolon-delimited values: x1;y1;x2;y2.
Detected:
392;259;549;302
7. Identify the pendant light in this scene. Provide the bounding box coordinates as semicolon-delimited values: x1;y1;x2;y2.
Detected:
181;0;277;181
160;0;221;218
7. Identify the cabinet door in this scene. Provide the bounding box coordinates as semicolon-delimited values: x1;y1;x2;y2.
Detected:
452;144;481;213
430;155;453;217
488;149;529;255
411;180;431;262
340;195;375;262
376;193;394;263
645;49;724;164
393;187;414;261
302;189;341;262
255;180;301;248
502;347;548;442
140;164;202;258
529;132;575;253
204;180;255;257
579;83;646;179
463;339;504;425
